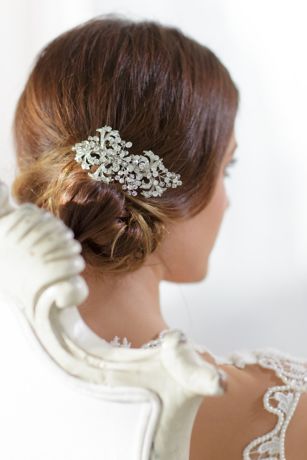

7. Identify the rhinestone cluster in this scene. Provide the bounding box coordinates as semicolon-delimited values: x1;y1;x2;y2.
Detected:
72;125;182;198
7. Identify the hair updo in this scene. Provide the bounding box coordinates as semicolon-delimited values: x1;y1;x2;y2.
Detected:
11;14;239;275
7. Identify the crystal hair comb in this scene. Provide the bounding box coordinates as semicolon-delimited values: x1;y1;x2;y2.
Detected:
71;125;182;198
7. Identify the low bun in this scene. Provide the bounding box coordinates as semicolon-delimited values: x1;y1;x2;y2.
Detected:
11;16;239;276
11;147;169;274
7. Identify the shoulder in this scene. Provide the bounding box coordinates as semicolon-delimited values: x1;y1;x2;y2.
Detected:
189;347;307;460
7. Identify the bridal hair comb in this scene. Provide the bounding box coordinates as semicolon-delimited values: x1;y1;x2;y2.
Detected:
71;125;182;198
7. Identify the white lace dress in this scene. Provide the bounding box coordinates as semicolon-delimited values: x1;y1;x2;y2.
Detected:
58;307;307;460
193;343;307;460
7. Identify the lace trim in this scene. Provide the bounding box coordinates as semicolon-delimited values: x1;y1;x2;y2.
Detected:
109;328;187;349
109;336;132;348
227;347;307;460
86;325;307;459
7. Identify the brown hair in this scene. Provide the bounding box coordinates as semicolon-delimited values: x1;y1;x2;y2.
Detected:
11;13;239;275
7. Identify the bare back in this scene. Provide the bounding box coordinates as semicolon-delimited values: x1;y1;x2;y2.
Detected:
190;347;307;459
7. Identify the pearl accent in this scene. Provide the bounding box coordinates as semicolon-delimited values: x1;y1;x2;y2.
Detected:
227;347;307;460
91;330;307;459
130;337;307;459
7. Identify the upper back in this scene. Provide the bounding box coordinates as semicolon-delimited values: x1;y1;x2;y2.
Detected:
190;346;307;460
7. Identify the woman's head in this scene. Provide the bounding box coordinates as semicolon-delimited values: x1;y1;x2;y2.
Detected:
155;129;237;283
11;14;239;281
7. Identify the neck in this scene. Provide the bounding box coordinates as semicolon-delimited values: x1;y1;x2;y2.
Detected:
77;255;170;348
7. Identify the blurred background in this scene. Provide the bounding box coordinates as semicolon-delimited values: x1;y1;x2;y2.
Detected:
1;0;306;357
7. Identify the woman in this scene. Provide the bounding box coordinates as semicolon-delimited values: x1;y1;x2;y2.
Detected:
11;14;307;459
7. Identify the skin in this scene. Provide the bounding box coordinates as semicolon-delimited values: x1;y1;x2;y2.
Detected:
77;128;307;459
77;129;238;348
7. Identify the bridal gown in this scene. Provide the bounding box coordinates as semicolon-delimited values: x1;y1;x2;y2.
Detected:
58;305;307;460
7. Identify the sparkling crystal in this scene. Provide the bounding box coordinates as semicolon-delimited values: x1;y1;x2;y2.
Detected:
72;125;182;197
